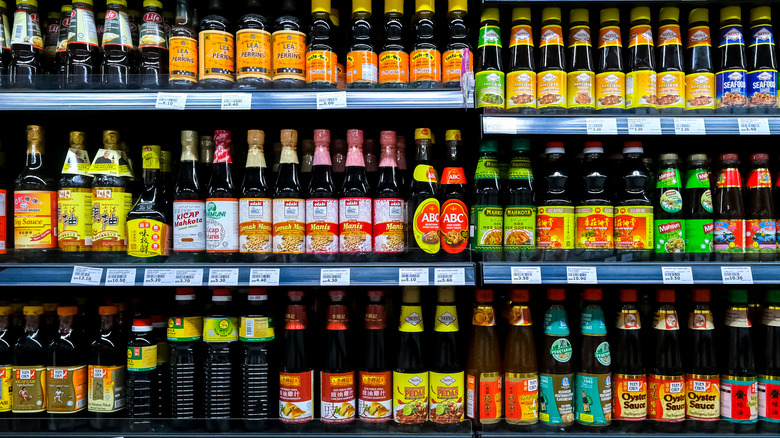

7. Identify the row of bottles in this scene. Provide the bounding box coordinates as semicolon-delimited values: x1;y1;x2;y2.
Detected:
476;5;777;114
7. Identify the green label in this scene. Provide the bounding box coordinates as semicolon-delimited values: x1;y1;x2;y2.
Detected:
684;168;711;189
575;373;611;425
478;25;502;48
472;205;503;252
594;342;611;366
657;168;681;188
539;373;574;425
202;316;238;342
549;338;573;362
476;70;506;108
659;189;683;213
475;156;501;179
701;189;713;213
654;219;686;254
686;219;714;253
543;307;570;336
580;306;607;335
509;157;533;180
504;206;535;249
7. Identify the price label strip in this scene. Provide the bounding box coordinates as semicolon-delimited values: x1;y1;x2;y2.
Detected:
208;268;239;286
662;266;693;284
482;117;517;134
721;266;753;284
249;268;280;286
738;118;770;135
566;266;598;284
399;268;429;286
434;268;466;286
175;269;203;286
155;92;187;110
143;269;176;286
316;91;348;110
511;266;542;284
220;93;252;110
320;268;350;286
627;118;662;135
105;268;136;286
71;266;103;285
585;118;618;135
673;118;706;135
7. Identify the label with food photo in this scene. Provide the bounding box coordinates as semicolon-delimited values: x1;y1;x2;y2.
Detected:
537;70;566;109
280;371;314;423
613;207;653;250
430;371;464;424
359;371;392;422
339;197;372;253
373;198;405;253
305;198;338;254
575;206;614;249
713;219;745;253
273;198;305;254
685;73;716;110
321;372;356;424
239;198;272;254
654;220;685;254
567;71;595;109
393;372;429;424
506;70;536;109
440;199;468;254
537;206;574;249
413;198;440;254
472;205;503;253
595;72;625;110
504;206;535;250
716;69;747;109
656;71;685;109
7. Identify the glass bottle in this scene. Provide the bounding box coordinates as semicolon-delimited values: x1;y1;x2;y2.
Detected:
471;140;503;261
438;130;468;260
239;130;272;261
346;0;377;88
721;289;759;431
339;129;372;261
612;289;646;428
58;131;93;260
358;290;391;425
595;8;625;113
173;130;205;259
271;0;304;88
614;142;653;261
539;289;573;428
66;0;100;89
12;306;46;432
126;145;169;261
648;289;685;430
90;130;131;261
716;6;748;114
503;289;538;428
747;7;778;114
320;290;356;425
430;286;464;429
205;130;238;262
626;7;658;114
198;0;234;89
685;289;719;430
575;289;611;427
168;0;197;89
505;8;535;114
475;8;503;112
236;0;271;89
537;7;566;114
567;9;595;113
273;129;305;261
407;128;439;260
503;138;535;262
746;153;776;261
393;287;427;430
378;0;407;88
714;153;746;261
9;0;43;89
305;129;338;261
685;9;716;113
441;0;470;89
306;0;337;88
409;0;440;89
656;7;685;113
653;153;686;261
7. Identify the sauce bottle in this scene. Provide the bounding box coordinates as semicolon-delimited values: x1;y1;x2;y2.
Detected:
626;7;657;113
503;289;538;428
9;0;43;89
340;129;372;260
167;288;203;425
373;131;404;260
0;1;11;87
151;313;170;421
717;6;749;114
410;0;440;89
575;141;613;262
747;153;776;261
722;289;759;430
168;0;197;89
137;0;167;88
236;0;271;89
539;288;573;428
199;0;234;89
346;0;377;88
65;0;99;89
442;0;470;89
759;290;780;429
58;131;93;260
686;9;716;113
407;128;439;260
614;142;653;261
471;140;502;261
320;290;356;425
0;306;12;423
55;4;72;88
13;306;46;431
378;0;407;88
466;288;502;429
101;0;134;89
536;7;566;114
537;142;574;261
126;318;157;431
715;153;746;261
393;286;427;430
271;1;305;89
239;130;272;261
358;290;391;425
656;7;685;113
330;8;346;89
685;289;720;430
206;130;239;262
279;290;313;425
306;0;337;89
505;8;535;114
567;9;595;113
90;305;128;430
202;288;238;432
46;306;86;430
395;135;407;189
305;129;338;262
475;7;503;112
654;153;686;261
273;129;305;262
576;289;611;427
127;4;141;65
239;287;275;431
90;131;131;262
612;289;646;428
173;130;205;260
747;7;777;114
439;130;468;261
126;145;170;261
430;286;464;428
503;138;535;262
684;154;714;261
648;289;685;430
43;8;60;73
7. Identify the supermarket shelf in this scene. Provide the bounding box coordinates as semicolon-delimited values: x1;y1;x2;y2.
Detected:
482;114;780;136
0;89;474;111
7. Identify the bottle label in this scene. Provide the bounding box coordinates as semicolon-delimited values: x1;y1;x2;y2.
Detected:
273;198;305;254
442;49;471;84
476;70;506;108
14;190;58;249
413;198;440;254
103;9;132;48
304;198;338;254
581;307;608;336
575;373;611;425
57;15;69;53
747;69;777;108
504;206;535;250
720;25;745;47
686;219;714;254
127;344;157;371
339;197;372;253
410;48;441;83
540;24;563;47
169;36;198;82
685;374;720;420
11;10;42;49
378;51;409;84
236;28;271;81
725;307;751;327
539;373;574;425
747;219;776;252
306;50;338;84
506;71;536;109
202;316;238;342
654;220;685;254
569;25;591;47
413;164;438;183
549;338;573;362
598;26;622;48
434;305;459;332
399;305;424;333
658;24;682;46
506;372;538;422
167;315;203;341
393;371;428;424
567;71;595;109
686;168;712;191
508;305;532;326
688;309;715;329
89;149;132;176
613;374;647;420
199;30;236;82
321;371;356;424
721;377;758;422
239;316;274;342
430;371;464;423
239;198;272;254
139;9;165;49
88;365;126;413
440;199;468;254
685;73;716;109
91;188;131;248
205;198;238;253
373;198;405;253
718;168;742;188
58;189;92;248
478;25;502;47
473;305;496;327
653;309;680;330
467;373;502;421
510;24;533;47
763;306;780;326
280;371;314;423
629;25;653;48
441;166;465;183
657;71;685;109
537;206;575;249
62;147;91;175
759;376;780;422
173;200;206;252
713;219;745;253
647;374;685;421
614;206;654;250
748;168;772;188
688;26;712;47
46;365;86;413
337;62;346;88
617;309;641;329
750;24;775;46
626;70;658;108
595;72;626;109
0;366;11;412
537;70;567;108
358;371;392;422
716;69;748;108
12;366;46;413
68;8;98;46
347;50;378;85
127;219;169;257
472;205;503;253
575;206;614;249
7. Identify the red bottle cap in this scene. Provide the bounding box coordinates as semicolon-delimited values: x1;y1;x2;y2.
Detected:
547;288;566;301
329;290;346;298
619;289;638;302
719;153;739;162
212;288;232;301
367;290;384;298
176;287;195;295
583;288;602;301
750;152;769;162
691;288;711;302
288;290;305;298
347;129;363;145
56;306;78;316
545;141;564;154
475;289;494;302
583;141;603;154
249;287;267;296
380;130;396;146
132;318;153;332
214;129;231;145
314;129;330;144
623;141;643;153
657;289;676;303
510;289;530;303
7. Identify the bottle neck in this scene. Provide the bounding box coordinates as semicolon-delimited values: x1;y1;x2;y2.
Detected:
415;141;430;163
181;142;198;162
346;144;365;167
379;144;396;167
25;315;41;333
313;143;331;166
58;315;74;334
100;315;116;332
175;0;193;27
280;144;299;165
246;144;266;168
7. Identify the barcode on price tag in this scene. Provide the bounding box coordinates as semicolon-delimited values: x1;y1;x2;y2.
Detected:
627;118;662;135
511;266;542;284
566;266;598;284
105;268;136;286
399;268;429;285
482;117;517;134
220;93;252;110
155;92;187;110
673;118;706;135
250;268;280;286
434;268;466;285
721;266;753;284
208;268;239;286
738;118;770;135
175;269;203;286
143;269;175;286
585;118;618;135
320;268;350;286
71;266;103;285
662;266;693;284
316;91;347;109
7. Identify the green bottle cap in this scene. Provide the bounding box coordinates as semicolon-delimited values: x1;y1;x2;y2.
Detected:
511;138;530;152
766;290;780;304
729;289;748;303
480;140;499;153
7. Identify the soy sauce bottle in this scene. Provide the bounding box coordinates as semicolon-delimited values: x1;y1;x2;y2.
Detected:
66;0;100;89
346;0;377;88
102;0;135;89
567;9;595;114
138;0;168;88
537;7;566;114
612;289;646;429
126;318;157;431
656;7;685;114
438;130;468;261
340;129;372;261
239;287;275;431
10;0;43;89
126;145;169;261
167;288;203;426
574;142;612;262
747;7;778;114
47;306;86;431
410;0;440;89
505;8;536;114
614;142;653;261
626;7;657;114
717;6;748;114
686;9;716;113
537;142;574;261
358;290;391;425
378;0;407;88
306;0;337;89
721;289;759;432
407;128;439;260
13;306;46;432
173;130;205;260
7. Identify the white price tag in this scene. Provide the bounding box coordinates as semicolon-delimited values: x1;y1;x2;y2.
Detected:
175;269;203;286
399;268;429;286
220;93;252;110
627;118;662;135
662;266;693;284
249;268;280;286
143;269;175;286
673;118;706;135
208;268;239;286
155;92;187;110
320;268;350;286
105;268;136;286
738;118;770;135
70;266;103;285
586;118;618;135
482;117;516;134
434;268;466;286
316;91;348;109
511;266;542;284
721;266;754;284
567;266;598;284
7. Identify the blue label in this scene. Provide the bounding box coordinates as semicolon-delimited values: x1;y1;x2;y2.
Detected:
575;373;611;425
716;69;747;103
747;69;777;103
540;373;574;425
750;25;775;47
719;25;745;47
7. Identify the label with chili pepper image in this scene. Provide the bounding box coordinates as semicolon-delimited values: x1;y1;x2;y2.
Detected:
685;375;720;420
575;206;614;249
721;377;758;423
393;371;429;424
647;374;686;421
595;72;625;110
537;206;574;249
612;374;647;420
199;30;235;82
359;371;392;422
430;371;464;423
280;371;314;423
759;375;780;422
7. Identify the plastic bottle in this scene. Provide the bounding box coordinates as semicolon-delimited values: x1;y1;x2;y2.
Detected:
575;289;611;426
574;141;613;262
746;153;777;261
567;9;595;113
9;0;43;89
150;314;169;418
626;7;658;113
685;289;719;430
201;288;238;431
612;289;646;429
126;145;170;261
539;289;573;428
537;142;574;261
714;153;746;261
395;135;407;189
66;0;100;89
685;9;716;113
721;289;759;431
364;137;378;191
503;138;534;261
239;287;275;431
503;289;538;428
648;289;685;431
717;6;748;114
167;287;203;425
126;318;157;431
656;7;685;113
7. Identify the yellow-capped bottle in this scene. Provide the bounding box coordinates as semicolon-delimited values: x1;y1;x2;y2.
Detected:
410;0;440;88
716;6;748;114
346;0;378;88
537;7;567;114
685;8;715;113
567;9;595;113
126;145;170;261
378;0;408;88
59;131;93;259
476;7;503;111
595;8;626;113
656;7;685;114
506;8;535;114
747;6;778;114
442;0;471;89
306;0;338;88
626;7;658;114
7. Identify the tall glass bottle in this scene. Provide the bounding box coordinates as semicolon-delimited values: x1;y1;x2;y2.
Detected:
372;131;404;260
46;306;86;431
305;129;338;261
503;289;538;428
539;289;573;428
346;0;377;88
168;0;197;88
198;0;234;88
206;130;239;262
716;6;748;114
438;130;468;260
125;145;169;261
410;0;440;89
358;290;391;425
684;154;714;260
686;9;716;113
340;129;372;260
714;153;746;261
595;8;625;113
503;138;535;262
656;7;685;113
9;0;43;89
239;130;272;261
614;142;653;261
653;153;686;261
685;289;720;429
199;135;215;184
475;8;503;112
240;287;275;431
66;0;99;89
574;142;613;262
612;289;646;428
537;7;566;114
575;289;611;427
378;0;407;88
273;129;305;262
271;0;304;88
279;290;313;425
567;9;595;113
430;286;464;428
393;287;427;430
58;131;93;259
364;138;378;190
90;130;131;261
537;142;573;261
126;318;156;431
626;7;657;113
648;289;685;430
441;0;470;89
101;0;134;89
471;140;502;261
306;0;337;88
466;289;502;429
746;153;777;261
320;290;356;425
236;0;271;89
721;289;759;430
12;306;46;431
173;130;205;259
395;135;407;189
759;290;780;429
505;8;535;114
0;306;11;425
407;128;439;260
747;7;777;114
137;0;167;88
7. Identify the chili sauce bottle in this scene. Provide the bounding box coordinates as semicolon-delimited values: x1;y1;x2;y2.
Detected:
305;129;338;261
714;153;746;261
410;0;440;89
101;0;134;89
168;0;197;88
471;140;502;261
273;129;305;261
13;306;46;432
721;289;759;431
626;7;657;113
65;0;99;89
574;142;613;262
503;138;534;262
656;7;685;113
466;289;503;429
373;131;404;260
340;129;372;261
236;0;271;89
567;9;595;113
759;290;780;430
205;130;238;262
686;9;716;113
746;153;776;261
537;142;574;261
346;0;377;88
648;289;685;430
59;131;93;260
747;7;777;114
537;7;566;114
575;289;611;427
90;130;131;262
306;0;337;89
594;8;625;113
612;289;646;429
320;290;356;425
614;142;653;261
442;0;470;89
684;154;714;260
199;0;234;89
358;290;391;425
407;128;439;260
504;289;538;428
654;153;686;262
476;7;503;112
717;6;748;114
429;286;464;429
9;0;43;89
271;1;305;88
173;130;205;260
539;288;573;428
685;289;720;429
439;130;468;261
378;0;407;88
393;286;428;430
505;8;535;114
126;145;170;261
239;130;272;261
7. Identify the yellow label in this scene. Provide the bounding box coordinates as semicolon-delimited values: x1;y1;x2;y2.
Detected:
202;316;238;342
169;36;198;83
92;188;131;248
12;366;46;413
595;72;626;109
537;70;566;108
656;71;685;109
626;70;657;108
393;371;428;423
199;29;236;82
46;365;87;413
61;148;91;175
413;197;440;255
506;70;536;108
430;371;464;423
236;28;271;81
0;365;11;412
14;190;58;249
127;219;169;258
685;72;715;110
127;345;157;371
239;316;276;342
399;305;424;333
88;365;126;413
141;145;161;170
566;71;595;108
58;188;92;248
89;148;132;176
167;316;203;341
433;305;459;332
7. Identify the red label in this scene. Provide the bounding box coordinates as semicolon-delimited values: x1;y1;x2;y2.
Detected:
284;304;307;330
441;167;466;185
717;168;742;188
359;371;392;422
759;379;780;420
321;371;356;424
440;199;468;254
143;12;162;23
213;145;232;164
326;305;349;331
748;168;772;188
613;374;647;420
280;371;314;423
685;375;720;420
505;373;538;421
722;379;758;421
0;190;6;254
372;198;404;254
467;373;502;420
14;191;57;249
647;374;686;422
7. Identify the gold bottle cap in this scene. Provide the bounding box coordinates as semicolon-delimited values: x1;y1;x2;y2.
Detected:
108;0;128;6
354;0;371;15
445;130;461;141
312;0;330;14
23;306;44;316
69;131;86;149
181;130;197;146
689;8;708;24
17;0;38;7
385;0;402;15
659;7;679;23
0;306;11;316
143;0;162;8
27;125;44;146
751;6;771;24
281;129;298;147
248;129;265;146
601;8;619;24
77;0;94;6
631;6;651;23
542;7;561;23
61;4;72;13
103;130;119;149
512;7;531;22
721;6;741;23
414;128;432;140
330;8;340;25
570;8;589;24
481;7;499;22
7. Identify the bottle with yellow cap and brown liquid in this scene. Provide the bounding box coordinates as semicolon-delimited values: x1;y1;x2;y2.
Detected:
138;0;168;89
595;8;626;113
66;0;100;89
747;6;778;114
13;305;46;432
272;0;305;89
199;0;235;89
43;9;61;74
656;7;685;114
47;306;87;431
102;0;135;89
10;0;43;89
59;131;93;260
90;130;131;262
476;7;503;112
716;6;748;114
235;0;271;89
626;7;658;114
410;0;440;89
442;0;471;89
393;286;428;430
506;8;535;114
685;8;716;114
168;0;198;89
378;0;408;88
346;0;378;88
538;7;567;114
567;8;595;114
306;0;338;89
126;144;170;261
407;128;440;260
